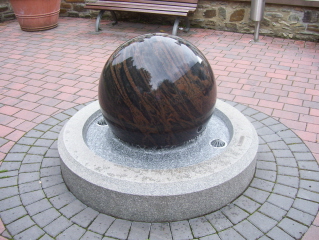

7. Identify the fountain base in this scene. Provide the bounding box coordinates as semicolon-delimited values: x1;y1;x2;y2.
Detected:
58;100;258;222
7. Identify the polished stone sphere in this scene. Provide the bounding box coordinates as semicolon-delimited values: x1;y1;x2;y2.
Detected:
99;33;217;148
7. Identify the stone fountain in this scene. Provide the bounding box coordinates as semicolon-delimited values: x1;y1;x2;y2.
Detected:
58;33;258;222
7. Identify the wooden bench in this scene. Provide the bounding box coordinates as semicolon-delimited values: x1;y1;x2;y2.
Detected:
85;0;198;35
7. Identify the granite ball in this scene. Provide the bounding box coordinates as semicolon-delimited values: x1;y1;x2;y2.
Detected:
99;33;217;148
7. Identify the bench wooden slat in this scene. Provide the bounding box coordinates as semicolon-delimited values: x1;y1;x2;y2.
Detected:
89;0;197;8
85;5;188;16
98;0;198;4
86;2;196;12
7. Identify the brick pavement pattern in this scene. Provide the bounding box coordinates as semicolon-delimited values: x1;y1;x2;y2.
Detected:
0;17;319;239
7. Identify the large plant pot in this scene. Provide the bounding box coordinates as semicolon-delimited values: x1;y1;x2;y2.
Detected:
10;0;61;31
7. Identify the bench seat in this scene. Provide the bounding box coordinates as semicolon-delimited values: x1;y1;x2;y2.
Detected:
85;0;198;35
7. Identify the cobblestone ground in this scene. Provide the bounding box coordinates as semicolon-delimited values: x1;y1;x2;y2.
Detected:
0;17;319;239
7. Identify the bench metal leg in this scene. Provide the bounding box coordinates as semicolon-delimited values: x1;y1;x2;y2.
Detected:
172;16;180;36
111;11;118;25
183;17;190;32
96;10;105;32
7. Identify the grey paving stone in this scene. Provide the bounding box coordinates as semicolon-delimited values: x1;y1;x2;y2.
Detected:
298;161;319;172
6;215;35;236
0;186;19;200
33;208;61;228
248;211;277;233
39;234;54;240
10;144;31;153
287;208;315;226
80;231;102;240
300;170;319;181
19;180;42;194
234;220;263;240
34;139;54;148
252;112;268;121
43;183;68;198
250;178;275;192
261;134;281;143
17;137;37;146
1;230;12;239
288;143;310;152
278;218;308;239
0;161;21;171
50;191;76;209
277;166;298;177
283;137;303;145
23;154;43;163
261;117;279;126
243;187;270;204
88;214;114;235
255;169;276;182
28;146;48;155
276;175;299;188
42;118;60;126
221;204;249;225
60;199;87;219
4;152;25;161
258;236;272;240
267;226;294;240
0;170;18;178
277;130;297;138
105;219;131;239
25;129;44;138
233;195;260;214
297;188;319;202
21;190;46;206
51;125;63;133
20;163;41;173
43;216;73;237
34;123;52;132
13;225;45;240
40;166;61;177
25;198;52;216
273;184;298;198
56;224;86;240
189;216;215;238
218;228;245;240
205;211;233;232
19;172;40;184
149;222;172;240
267;193;294;211
41;175;64;188
294;152;315;161
0;205;27;224
199;234;221;240
71;207;99;228
268;123;287;133
0;195;22;211
257;152;275;162
267;141;289;150
259;202;287;221
300;179;319;193
45;149;60;158
256;161;277;171
42;131;59;140
128;222;151;240
273;150;294;158
293;198;319;215
276;158;298;167
0;176;17;188
42;157;61;167
258;144;271;152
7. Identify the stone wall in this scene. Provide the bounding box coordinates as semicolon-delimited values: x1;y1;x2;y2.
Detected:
1;0;318;41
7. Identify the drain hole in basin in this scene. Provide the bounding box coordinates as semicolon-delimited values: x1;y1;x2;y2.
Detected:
211;139;227;148
97;118;108;126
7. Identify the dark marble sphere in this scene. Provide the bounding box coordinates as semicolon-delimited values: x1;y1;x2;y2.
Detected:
99;33;217;148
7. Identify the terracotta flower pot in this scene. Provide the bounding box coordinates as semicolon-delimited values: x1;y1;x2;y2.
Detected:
10;0;61;31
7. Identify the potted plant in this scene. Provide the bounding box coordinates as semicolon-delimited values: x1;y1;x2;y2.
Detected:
10;0;61;31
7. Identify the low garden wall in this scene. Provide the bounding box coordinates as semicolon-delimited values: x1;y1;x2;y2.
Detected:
1;0;318;41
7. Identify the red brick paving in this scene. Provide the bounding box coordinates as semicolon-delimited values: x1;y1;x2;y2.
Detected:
0;17;319;239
